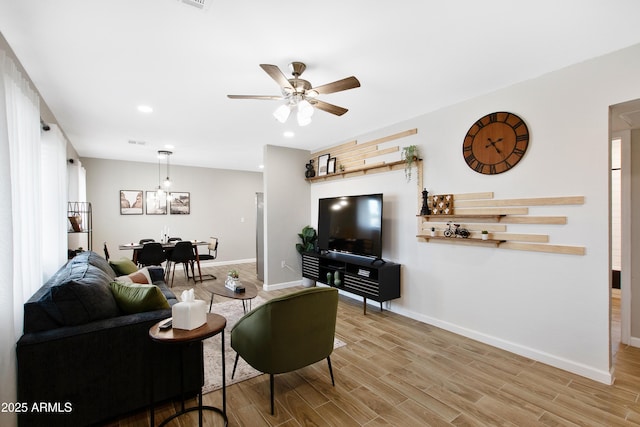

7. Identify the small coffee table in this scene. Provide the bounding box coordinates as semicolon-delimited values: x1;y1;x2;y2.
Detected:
149;313;227;427
205;281;258;314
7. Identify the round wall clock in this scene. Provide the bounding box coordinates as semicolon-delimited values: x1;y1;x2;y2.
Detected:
462;111;529;175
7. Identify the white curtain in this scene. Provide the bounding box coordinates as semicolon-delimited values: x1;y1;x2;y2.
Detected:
67;157;86;203
41;124;68;280
0;49;42;427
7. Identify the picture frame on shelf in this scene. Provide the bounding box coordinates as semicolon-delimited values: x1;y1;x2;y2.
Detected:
327;157;336;174
318;154;330;176
120;190;143;215
169;192;190;215
145;191;167;215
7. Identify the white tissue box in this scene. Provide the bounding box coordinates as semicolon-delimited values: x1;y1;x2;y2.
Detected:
172;300;207;330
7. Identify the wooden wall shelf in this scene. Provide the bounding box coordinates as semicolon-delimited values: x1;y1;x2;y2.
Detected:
417;193;586;255
419;214;503;223
416;235;504;247
307;128;419;183
307;159;416;182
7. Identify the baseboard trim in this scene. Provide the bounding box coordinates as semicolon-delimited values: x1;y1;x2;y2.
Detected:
629;336;640;348
390;305;613;385
197;258;256;267
263;280;301;291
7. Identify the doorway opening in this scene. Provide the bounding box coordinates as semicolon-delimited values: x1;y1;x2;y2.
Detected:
609;98;640;362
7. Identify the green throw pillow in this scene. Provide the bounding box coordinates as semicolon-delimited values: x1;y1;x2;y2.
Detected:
109;281;170;314
109;257;139;275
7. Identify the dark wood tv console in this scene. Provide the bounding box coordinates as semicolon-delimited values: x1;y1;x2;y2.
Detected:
302;251;401;314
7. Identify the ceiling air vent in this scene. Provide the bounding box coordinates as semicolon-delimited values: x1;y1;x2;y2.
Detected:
178;0;212;10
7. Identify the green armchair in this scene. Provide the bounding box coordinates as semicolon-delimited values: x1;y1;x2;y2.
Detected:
230;287;339;414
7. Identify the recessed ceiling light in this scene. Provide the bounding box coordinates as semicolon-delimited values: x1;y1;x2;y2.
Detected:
137;105;153;113
258;164;264;169
283;131;295;138
164;144;175;149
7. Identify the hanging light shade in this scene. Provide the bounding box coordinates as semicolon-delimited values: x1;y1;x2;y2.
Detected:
157;150;172;192
296;99;313;126
298;99;314;118
273;104;291;123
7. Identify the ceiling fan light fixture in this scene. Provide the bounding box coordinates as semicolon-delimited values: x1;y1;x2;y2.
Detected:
273;104;291;123
297;110;312;126
298;99;314;118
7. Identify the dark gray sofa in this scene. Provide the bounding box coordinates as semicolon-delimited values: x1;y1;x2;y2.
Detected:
16;251;203;427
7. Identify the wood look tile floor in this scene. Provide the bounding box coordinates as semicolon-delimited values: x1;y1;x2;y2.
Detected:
102;263;640;426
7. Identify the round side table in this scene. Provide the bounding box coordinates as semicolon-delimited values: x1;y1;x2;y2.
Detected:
149;313;227;426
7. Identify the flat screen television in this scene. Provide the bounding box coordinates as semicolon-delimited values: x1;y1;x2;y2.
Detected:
317;193;383;258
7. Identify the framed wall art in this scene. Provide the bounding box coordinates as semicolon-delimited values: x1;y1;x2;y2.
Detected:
327;157;336;174
169;192;190;215
318;153;330;176
145;191;167;215
120;190;143;215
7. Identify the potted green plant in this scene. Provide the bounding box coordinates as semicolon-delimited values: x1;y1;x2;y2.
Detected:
481;230;489;240
402;145;419;182
296;225;317;255
296;225;318;287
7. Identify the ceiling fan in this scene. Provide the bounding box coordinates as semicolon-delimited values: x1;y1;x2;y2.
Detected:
227;62;360;126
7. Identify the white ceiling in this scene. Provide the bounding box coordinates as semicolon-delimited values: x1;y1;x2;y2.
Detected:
2;0;640;171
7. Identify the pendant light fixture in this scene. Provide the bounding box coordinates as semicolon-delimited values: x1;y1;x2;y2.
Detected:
156;150;172;196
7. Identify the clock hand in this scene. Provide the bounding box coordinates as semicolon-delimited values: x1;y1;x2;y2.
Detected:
485;138;504;156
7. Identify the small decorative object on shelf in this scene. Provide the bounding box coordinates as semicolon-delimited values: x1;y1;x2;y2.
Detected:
481;230;489;240
430;227;436;237
420;188;432;215
327;157;336;174
326;271;333;286
305;159;315;178
431;194;454;215
339;164;345;172
443;221;470;238
402;145;419;182
333;271;342;287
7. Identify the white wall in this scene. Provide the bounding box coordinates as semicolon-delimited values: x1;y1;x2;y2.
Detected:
306;43;640;384
263;145;311;288
82;157;262;262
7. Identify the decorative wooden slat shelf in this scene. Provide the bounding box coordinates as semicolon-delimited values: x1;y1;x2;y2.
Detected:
307;128;419;183
416;192;585;255
418;214;504;223
416;235;504;247
308;159;417;182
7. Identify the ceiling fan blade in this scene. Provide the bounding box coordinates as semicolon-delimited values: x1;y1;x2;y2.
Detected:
311;100;349;116
260;64;293;91
227;95;283;100
310;76;360;95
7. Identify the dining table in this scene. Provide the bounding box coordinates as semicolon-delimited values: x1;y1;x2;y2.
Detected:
118;240;210;282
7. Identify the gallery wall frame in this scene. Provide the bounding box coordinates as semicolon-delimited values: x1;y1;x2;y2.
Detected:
169;192;190;215
120;190;143;215
146;191;167;215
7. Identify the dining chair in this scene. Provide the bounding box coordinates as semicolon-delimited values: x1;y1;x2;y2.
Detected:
165;237;182;260
134;238;156;265
196;237;218;280
166;241;196;286
136;242;166;268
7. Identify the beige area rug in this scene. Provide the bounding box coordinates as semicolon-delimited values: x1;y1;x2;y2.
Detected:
202;296;346;394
